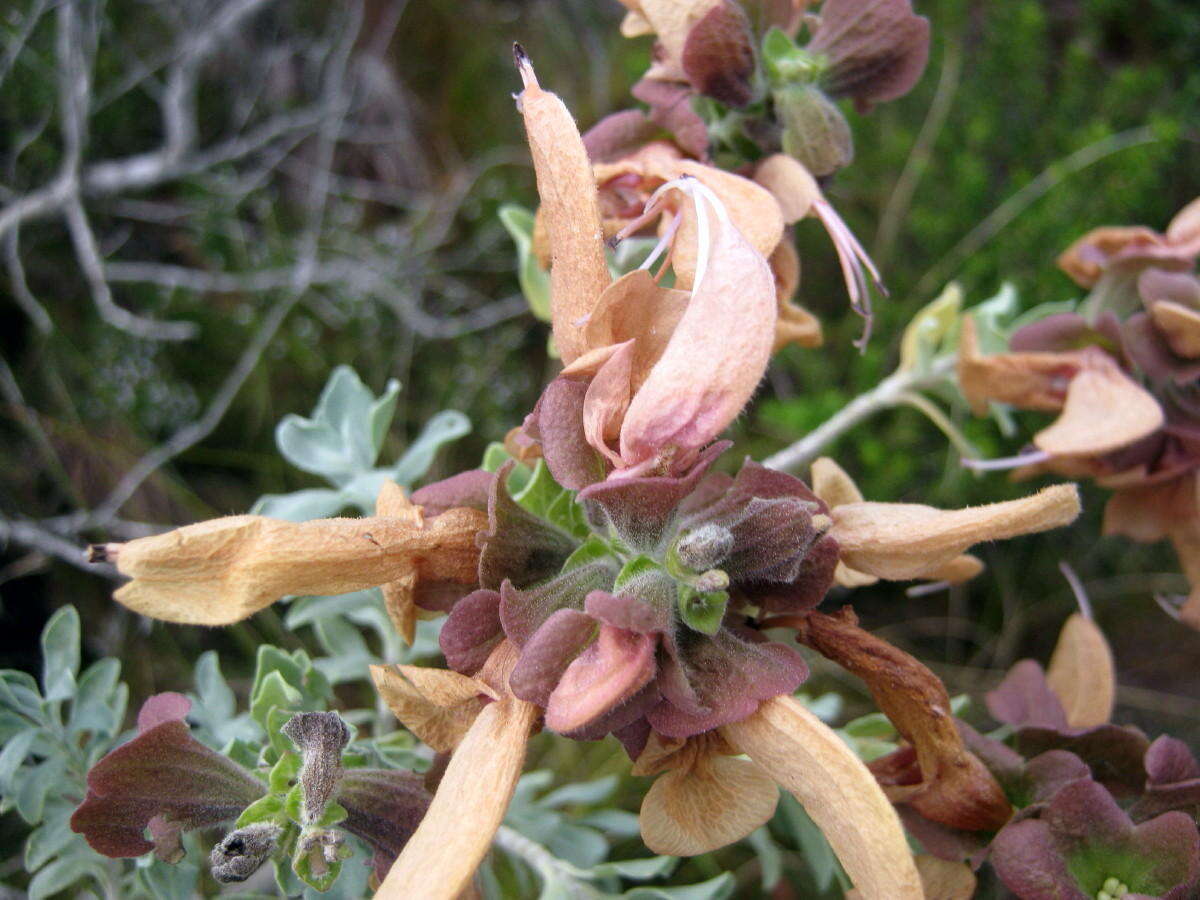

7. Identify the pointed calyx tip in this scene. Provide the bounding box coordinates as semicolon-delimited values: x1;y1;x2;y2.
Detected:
86;543;116;563
512;42;536;88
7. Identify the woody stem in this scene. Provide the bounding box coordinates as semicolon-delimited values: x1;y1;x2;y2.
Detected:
762;355;956;473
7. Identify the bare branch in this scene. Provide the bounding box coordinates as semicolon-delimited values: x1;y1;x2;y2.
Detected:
0;516;114;578
63;197;198;340
4;228;52;333
87;0;367;525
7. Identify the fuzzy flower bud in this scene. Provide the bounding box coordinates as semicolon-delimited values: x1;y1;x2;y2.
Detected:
282;712;351;826
210;822;282;884
675;523;735;571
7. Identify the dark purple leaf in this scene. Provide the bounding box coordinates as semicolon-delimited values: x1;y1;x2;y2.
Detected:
339;768;432;882
440;589;504;675
71;694;264;861
478;461;577;590
681;0;756;107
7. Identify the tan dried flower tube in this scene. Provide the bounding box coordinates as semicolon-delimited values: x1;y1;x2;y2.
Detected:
514;46;610;364
100;508;485;625
721;695;924;900
375;693;539;899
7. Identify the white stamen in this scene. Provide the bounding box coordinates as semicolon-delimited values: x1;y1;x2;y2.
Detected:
639;209;683;275
905;580;953;598
959;449;1054;471
635;175;734;297
1058;561;1094;619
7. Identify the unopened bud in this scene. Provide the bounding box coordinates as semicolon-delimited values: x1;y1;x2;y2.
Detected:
211;822;281;883
775;84;853;177
693;569;730;593
281;712;350;825
676;524;735;571
296;827;347;879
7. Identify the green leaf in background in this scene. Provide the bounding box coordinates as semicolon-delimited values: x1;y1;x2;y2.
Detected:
23;803;77;872
0;670;44;722
969;282;1023;355
15;755;67;824
26;854;105;900
899;282;963;372
189;651;262;749
773;793;843;893
390;408;472;487
275;365;400;484
499;204;552;321
0;729;38;795
68;658;126;740
253;488;349;522
623;872;736;899
40;605;80;704
746;826;784;891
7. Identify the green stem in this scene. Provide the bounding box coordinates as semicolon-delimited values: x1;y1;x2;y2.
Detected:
761;356;956;474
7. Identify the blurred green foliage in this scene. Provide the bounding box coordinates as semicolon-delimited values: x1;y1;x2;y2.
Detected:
4;0;1200;894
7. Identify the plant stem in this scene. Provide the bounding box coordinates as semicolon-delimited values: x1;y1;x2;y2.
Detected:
761;356;956;474
494;825;597;890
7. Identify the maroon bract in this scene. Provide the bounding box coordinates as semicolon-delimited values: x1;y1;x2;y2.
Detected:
991;779;1200;900
70;693;266;862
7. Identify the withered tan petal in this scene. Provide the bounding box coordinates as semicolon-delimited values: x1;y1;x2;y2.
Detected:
921;554;984;584
797;609;1011;831
1167;196;1200;246
582;340;636;466
516;50;611;364
1057;225;1163;288
956;317;1078;416
753;153;821;224
581;269;691;391
639;752;779;856
376;480;425;525
1045;613;1115;729
722;695;923;899
831;484;1081;581
381;570;418;645
1033;362;1163;457
1102;475;1195;544
370;664;495;753
670;161;784;290
110;509;486;625
619;7;655;37
811;458;877;586
376;482;425;644
916;854;976;900
769;238;823;352
1150;300;1200;359
811;457;864;508
376;693;539;899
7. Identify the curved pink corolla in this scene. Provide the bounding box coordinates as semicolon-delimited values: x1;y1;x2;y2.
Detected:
615;176;776;473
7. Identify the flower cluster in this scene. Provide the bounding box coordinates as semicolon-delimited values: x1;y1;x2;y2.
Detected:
891;609;1200;899
79;3;1200;898
959;197;1200;626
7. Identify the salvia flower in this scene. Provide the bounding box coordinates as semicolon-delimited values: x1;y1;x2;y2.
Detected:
70;693;266;864
364;433;1079;897
958;197;1200;627
990;779;1200;900
70;696;433;884
878;606;1200;900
